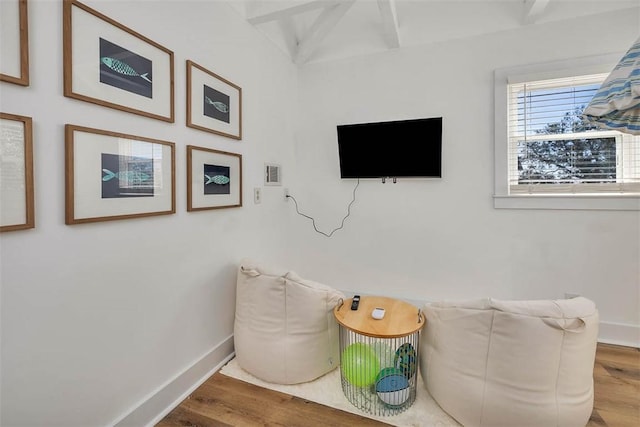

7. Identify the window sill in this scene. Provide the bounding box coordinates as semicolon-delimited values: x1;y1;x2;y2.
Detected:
493;194;640;211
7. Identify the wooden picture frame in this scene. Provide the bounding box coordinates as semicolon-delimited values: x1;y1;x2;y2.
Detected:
187;145;242;211
0;0;29;86
63;0;174;122
1;112;34;231
186;60;242;140
65;124;175;224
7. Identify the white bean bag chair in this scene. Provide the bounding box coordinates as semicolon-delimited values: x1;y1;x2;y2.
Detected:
420;297;599;427
234;259;345;384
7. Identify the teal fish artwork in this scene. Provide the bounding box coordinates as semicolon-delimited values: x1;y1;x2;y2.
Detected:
102;169;151;182
205;96;229;113
102;153;154;198
100;38;152;99
203;85;230;123
203;164;231;195
205;174;230;185
101;57;152;83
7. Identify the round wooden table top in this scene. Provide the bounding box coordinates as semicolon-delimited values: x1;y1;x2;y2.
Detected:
333;296;425;338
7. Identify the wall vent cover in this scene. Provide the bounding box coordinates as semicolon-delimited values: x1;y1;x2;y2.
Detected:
265;163;282;186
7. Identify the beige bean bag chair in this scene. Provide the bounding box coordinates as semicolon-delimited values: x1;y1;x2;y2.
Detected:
420;297;599;427
234;259;345;384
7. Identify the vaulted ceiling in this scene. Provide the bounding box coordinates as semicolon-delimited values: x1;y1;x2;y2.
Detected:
227;0;640;64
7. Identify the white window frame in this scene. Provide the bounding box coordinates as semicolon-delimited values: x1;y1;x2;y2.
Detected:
494;53;640;211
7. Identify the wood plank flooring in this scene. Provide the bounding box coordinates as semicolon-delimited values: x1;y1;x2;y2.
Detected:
588;343;640;427
157;343;639;427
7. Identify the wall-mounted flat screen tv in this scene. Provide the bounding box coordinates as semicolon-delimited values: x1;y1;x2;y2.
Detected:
337;117;442;179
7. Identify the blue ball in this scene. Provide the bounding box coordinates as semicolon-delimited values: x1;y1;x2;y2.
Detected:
375;367;410;406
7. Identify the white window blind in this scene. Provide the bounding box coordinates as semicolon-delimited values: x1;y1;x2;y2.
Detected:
507;74;640;195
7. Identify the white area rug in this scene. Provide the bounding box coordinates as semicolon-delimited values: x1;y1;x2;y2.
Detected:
219;358;460;427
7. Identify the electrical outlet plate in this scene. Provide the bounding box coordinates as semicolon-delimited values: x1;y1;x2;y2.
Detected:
284;188;290;201
254;187;261;204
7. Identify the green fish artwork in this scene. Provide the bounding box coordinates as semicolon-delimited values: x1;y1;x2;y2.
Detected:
101;152;154;198
203;164;230;195
99;38;153;99
101;57;152;83
102;169;151;183
205;174;230;185
203;85;231;123
205;96;229;113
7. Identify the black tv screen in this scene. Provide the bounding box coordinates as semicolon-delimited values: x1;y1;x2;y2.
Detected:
337;117;442;179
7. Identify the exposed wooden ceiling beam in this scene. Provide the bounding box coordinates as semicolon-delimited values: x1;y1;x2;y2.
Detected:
523;0;551;24
377;0;400;49
247;0;340;25
295;0;355;64
278;16;299;58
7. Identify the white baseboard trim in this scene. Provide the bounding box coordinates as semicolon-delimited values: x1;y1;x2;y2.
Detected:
598;321;640;348
111;334;235;427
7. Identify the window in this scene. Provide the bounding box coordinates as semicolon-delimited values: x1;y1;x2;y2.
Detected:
494;54;640;210
509;74;640;194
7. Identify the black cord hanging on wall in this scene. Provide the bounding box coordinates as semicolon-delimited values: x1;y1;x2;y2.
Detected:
286;179;360;238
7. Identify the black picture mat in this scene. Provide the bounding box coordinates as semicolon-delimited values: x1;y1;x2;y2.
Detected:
203;164;230;195
203;84;230;123
99;37;153;98
101;153;154;198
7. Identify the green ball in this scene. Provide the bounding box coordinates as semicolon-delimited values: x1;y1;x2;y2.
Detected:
371;341;395;369
342;343;380;387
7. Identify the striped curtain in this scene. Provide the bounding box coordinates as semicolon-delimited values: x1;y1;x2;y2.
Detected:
583;36;640;135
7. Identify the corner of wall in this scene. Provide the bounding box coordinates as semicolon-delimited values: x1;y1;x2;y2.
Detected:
112;335;235;427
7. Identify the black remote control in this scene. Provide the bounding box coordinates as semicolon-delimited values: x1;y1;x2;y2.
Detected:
351;295;360;310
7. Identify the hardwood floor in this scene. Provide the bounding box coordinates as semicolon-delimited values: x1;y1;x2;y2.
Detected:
588;344;640;427
158;343;639;427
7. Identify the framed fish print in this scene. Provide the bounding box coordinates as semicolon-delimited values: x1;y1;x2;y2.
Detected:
187;145;242;211
63;0;174;122
0;0;29;86
65;124;175;224
186;60;242;140
1;113;34;232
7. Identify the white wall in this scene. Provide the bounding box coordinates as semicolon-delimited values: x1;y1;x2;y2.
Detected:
290;9;640;344
0;1;297;426
2;2;639;426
